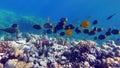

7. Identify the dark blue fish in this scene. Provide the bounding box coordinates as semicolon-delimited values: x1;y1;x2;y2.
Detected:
53;21;66;33
93;27;103;32
54;25;63;31
0;24;19;34
60;32;65;36
83;29;90;34
33;24;42;30
97;28;104;32
44;23;53;28
88;31;96;35
64;24;75;30
92;20;98;25
94;34;106;40
93;27;97;31
75;27;82;34
106;13;116;20
60;18;68;22
111;29;120;34
57;21;65;26
105;31;112;36
12;24;19;28
105;28;112;36
0;28;19;34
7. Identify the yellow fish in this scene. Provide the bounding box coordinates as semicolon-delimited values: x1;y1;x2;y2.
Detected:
65;29;73;36
80;20;90;28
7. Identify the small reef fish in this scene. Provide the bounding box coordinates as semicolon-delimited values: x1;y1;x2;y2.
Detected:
53;18;67;33
93;27;97;31
105;28;112;36
111;29;120;35
92;20;98;25
80;20;90;28
75;27;82;34
106;13;116;20
83;29;91;34
44;17;53;28
33;24;42;30
93;27;104;32
88;30;96;35
44;23;53;28
96;28;104;32
94;34;107;40
60;32;65;36
0;24;19;34
63;24;75;30
65;29;73;36
60;18;68;22
30;17;120;41
11;24;19;28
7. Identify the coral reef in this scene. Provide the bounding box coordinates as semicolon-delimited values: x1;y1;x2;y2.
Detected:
0;34;120;68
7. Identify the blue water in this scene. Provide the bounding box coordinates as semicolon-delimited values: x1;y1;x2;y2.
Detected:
0;0;120;44
0;0;120;21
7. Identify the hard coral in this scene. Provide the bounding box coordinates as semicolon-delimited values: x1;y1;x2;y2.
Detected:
5;59;33;68
0;41;14;53
77;40;97;53
106;57;120;67
77;40;97;47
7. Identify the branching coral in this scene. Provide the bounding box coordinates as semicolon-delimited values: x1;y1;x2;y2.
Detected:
0;41;14;53
0;41;24;57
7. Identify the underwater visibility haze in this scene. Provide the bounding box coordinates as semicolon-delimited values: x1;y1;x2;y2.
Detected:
0;0;120;68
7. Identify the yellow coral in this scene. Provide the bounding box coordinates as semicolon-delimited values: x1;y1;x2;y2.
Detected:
13;47;24;57
9;59;33;68
106;57;120;66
